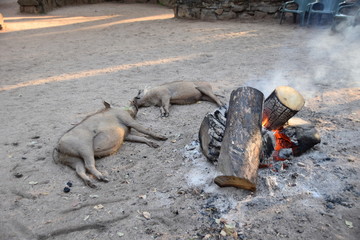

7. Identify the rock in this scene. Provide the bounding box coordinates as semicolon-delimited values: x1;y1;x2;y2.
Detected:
230;3;246;13
175;6;201;19
17;0;40;6
201;9;217;21
158;0;176;7
214;8;224;15
14;173;23;178
254;11;268;19
297;162;306;167
0;13;3;30
217;11;237;20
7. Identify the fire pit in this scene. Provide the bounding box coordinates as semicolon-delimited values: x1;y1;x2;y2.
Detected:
199;86;321;191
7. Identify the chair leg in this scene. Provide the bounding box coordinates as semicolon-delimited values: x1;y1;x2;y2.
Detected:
307;12;312;26
300;13;305;26
280;12;285;24
318;14;322;25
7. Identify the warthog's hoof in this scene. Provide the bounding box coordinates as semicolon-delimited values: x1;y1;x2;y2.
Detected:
156;135;168;141
86;180;97;188
160;112;169;118
99;176;109;183
147;141;160;148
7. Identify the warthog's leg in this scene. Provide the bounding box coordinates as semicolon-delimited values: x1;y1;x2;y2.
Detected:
130;123;167;141
160;95;171;117
65;156;97;188
121;117;167;141
78;147;109;183
196;86;223;106
125;134;160;148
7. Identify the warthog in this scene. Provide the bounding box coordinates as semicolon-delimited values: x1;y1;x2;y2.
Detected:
133;81;223;117
54;101;167;188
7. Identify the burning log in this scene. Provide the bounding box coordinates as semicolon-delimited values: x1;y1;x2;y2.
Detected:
214;87;264;191
262;86;305;131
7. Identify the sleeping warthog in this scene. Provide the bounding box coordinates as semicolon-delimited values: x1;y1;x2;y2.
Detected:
133;81;223;117
54;101;167;188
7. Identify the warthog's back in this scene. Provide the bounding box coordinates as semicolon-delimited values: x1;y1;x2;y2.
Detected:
164;81;211;105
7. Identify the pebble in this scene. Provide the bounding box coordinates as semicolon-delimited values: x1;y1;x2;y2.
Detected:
14;172;23;178
297;162;306;167
63;187;71;193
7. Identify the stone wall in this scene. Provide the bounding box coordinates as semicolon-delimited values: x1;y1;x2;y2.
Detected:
175;0;283;20
17;0;158;14
17;0;283;18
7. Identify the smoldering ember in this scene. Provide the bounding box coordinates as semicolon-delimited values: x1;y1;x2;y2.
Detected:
0;1;359;240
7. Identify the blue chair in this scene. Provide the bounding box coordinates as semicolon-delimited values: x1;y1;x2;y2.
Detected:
306;0;344;25
280;0;316;26
331;0;360;31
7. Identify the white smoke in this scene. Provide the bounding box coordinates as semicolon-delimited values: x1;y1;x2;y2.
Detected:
246;25;360;99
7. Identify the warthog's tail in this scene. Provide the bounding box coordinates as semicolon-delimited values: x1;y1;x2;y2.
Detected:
52;147;60;164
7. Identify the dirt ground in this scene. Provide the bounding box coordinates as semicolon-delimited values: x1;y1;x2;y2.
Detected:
0;1;359;239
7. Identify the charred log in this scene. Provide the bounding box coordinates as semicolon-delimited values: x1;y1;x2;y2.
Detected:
263;86;305;130
214;87;264;191
198;105;228;163
281;117;321;156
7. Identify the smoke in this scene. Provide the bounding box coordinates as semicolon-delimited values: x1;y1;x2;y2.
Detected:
246;25;360;99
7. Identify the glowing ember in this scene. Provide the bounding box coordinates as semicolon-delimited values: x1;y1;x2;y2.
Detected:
273;130;294;151
262;118;296;163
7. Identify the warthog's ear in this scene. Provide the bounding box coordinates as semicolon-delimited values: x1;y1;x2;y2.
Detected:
103;101;111;109
135;90;142;99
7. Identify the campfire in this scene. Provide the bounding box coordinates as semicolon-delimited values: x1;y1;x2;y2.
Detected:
199;86;321;191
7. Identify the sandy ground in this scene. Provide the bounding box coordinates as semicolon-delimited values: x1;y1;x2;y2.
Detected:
0;1;360;239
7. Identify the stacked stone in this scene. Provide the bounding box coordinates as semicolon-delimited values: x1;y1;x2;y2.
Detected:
18;0;115;13
174;0;282;20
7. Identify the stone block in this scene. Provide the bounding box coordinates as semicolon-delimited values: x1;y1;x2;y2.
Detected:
201;9;217;20
159;0;176;7
217;10;237;20
254;11;268;19
176;6;201;19
17;0;40;6
0;13;4;30
255;6;279;14
230;4;246;13
20;5;41;13
214;8;224;15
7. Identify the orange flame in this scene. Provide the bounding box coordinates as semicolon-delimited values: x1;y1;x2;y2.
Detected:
262;117;269;128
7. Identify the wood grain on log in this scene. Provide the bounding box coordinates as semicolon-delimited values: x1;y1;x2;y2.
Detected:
214;87;264;191
263;86;305;131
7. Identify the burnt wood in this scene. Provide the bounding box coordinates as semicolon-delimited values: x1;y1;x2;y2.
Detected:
263;86;305;130
214;87;264;191
198;105;227;163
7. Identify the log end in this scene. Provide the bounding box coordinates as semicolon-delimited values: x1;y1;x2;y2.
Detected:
275;86;305;111
214;176;256;191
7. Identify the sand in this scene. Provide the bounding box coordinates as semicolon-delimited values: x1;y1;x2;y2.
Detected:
0;1;359;239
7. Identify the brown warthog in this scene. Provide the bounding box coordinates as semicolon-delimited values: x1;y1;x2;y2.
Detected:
133;81;223;117
54;101;167;188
